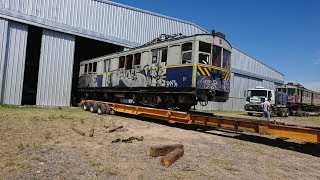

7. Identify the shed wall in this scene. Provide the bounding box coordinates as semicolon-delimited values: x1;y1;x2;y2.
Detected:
232;48;283;82
0;17;8;102
36;30;75;106
0;21;28;105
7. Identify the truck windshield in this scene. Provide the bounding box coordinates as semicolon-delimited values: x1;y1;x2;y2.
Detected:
247;90;267;98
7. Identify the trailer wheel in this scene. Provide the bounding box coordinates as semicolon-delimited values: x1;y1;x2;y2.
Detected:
83;101;91;111
284;109;289;117
90;102;98;113
297;111;303;117
97;104;107;115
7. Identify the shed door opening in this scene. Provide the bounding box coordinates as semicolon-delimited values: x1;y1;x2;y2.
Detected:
22;25;42;105
71;36;124;105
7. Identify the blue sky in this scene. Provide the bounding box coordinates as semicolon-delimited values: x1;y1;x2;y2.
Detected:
112;0;320;91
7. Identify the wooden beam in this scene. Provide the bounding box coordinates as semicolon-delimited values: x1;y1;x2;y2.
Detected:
107;125;123;133
71;127;85;136
150;144;183;157
161;148;184;167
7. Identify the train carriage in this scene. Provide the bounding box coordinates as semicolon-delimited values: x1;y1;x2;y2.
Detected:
276;83;320;112
78;32;232;110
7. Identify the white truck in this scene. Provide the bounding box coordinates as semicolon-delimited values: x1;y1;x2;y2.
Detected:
244;86;290;117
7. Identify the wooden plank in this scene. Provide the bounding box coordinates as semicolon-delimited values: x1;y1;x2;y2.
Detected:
71;127;85;136
161;148;184;167
150;144;183;157
107;126;123;133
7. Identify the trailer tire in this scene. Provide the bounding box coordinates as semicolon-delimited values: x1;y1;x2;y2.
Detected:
278;109;285;117
90;102;98;113
83;101;91;111
297;111;303;117
284;109;289;117
97;103;107;115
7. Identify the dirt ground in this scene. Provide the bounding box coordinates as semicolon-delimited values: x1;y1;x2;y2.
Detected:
0;105;320;179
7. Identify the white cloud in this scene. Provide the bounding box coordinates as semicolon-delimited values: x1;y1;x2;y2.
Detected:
303;82;320;92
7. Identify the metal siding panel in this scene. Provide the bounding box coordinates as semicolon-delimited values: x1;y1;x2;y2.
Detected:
37;30;75;106
0;18;8;103
2;21;28;105
232;48;283;84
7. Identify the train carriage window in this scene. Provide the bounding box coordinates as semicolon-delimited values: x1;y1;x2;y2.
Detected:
199;42;211;53
182;43;192;64
198;42;211;65
134;53;141;66
287;88;295;95
161;48;168;63
199;54;210;64
88;63;93;73
152;49;159;64
223;49;231;70
84;64;88;74
212;46;222;67
126;54;133;70
119;56;125;69
93;62;97;73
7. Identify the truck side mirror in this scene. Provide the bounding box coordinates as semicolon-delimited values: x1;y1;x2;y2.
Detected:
246;96;250;102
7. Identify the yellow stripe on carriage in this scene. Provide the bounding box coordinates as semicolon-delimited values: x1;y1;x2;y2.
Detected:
197;66;206;76
203;67;211;76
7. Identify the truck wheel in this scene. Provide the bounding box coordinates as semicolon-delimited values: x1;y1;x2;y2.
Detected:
97;103;107;115
90;102;98;113
247;113;253;116
83;101;91;111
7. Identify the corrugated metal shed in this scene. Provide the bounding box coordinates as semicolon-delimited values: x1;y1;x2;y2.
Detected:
36;30;75;106
0;0;206;48
0;20;28;105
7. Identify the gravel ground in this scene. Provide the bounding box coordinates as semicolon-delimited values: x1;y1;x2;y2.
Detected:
0;106;319;179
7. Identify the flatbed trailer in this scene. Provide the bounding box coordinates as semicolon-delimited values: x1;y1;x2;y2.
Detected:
81;100;320;143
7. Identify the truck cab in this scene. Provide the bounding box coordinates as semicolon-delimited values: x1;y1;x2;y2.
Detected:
244;86;275;115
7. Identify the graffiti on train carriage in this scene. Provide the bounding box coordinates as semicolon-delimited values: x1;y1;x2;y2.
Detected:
108;65;166;87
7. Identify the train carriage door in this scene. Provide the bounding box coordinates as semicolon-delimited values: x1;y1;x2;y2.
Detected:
149;48;167;87
103;59;110;87
92;62;98;87
149;49;161;86
159;48;168;86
